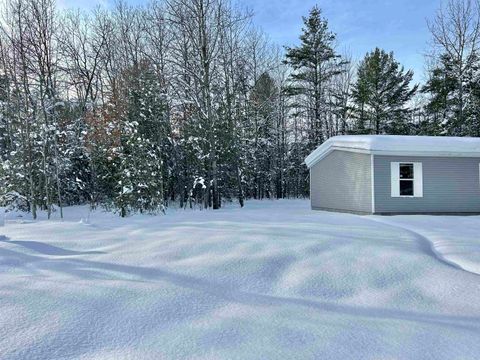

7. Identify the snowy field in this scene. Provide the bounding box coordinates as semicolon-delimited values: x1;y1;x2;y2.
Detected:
1;200;480;360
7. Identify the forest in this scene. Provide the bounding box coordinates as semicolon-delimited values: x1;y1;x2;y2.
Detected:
0;0;479;217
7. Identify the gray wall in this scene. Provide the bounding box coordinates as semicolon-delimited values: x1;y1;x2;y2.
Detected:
374;155;480;213
310;150;372;213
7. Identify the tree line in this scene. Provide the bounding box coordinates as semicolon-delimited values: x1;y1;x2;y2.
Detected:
0;0;479;217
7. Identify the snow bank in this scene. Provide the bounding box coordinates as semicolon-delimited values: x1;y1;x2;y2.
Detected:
1;200;480;359
305;135;480;167
372;215;480;276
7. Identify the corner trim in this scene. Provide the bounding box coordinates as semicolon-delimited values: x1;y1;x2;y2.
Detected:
309;168;312;203
371;154;375;213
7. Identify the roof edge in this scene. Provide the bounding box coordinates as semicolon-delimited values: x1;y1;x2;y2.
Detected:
305;146;480;168
304;145;366;168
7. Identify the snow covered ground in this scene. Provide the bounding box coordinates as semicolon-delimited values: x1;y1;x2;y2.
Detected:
371;215;480;276
1;200;480;360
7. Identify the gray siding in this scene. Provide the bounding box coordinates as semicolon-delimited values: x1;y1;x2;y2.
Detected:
310;150;372;213
374;155;480;213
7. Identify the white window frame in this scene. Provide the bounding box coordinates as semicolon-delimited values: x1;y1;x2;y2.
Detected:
391;162;423;198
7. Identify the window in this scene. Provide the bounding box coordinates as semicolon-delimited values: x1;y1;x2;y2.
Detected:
390;162;423;198
399;163;414;196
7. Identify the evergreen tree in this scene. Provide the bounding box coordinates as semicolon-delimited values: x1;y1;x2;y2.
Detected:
421;54;457;135
424;0;480;136
114;62;167;216
423;52;480;136
352;48;418;135
284;5;345;148
249;72;278;199
467;65;480;136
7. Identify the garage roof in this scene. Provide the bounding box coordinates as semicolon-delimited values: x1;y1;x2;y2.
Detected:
305;135;480;168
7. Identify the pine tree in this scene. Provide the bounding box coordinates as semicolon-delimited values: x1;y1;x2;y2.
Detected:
113;61;167;216
284;5;345;148
352;48;418;135
421;54;457;135
249;72;278;199
424;0;480;136
466;60;480;136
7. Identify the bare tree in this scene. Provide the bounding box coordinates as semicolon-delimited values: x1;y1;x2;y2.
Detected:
427;0;480;132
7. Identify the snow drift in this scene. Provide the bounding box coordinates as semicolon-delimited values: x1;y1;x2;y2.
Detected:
1;200;479;359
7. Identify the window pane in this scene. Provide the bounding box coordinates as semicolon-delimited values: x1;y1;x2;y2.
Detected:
400;180;414;196
400;164;414;179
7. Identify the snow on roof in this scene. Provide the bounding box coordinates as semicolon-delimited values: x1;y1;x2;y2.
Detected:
305;135;480;168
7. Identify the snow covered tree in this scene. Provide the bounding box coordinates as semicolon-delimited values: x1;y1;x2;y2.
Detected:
249;72;278;199
5;0;448;215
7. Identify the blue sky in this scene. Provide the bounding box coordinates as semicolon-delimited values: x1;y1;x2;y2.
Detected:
60;0;442;83
242;0;441;84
